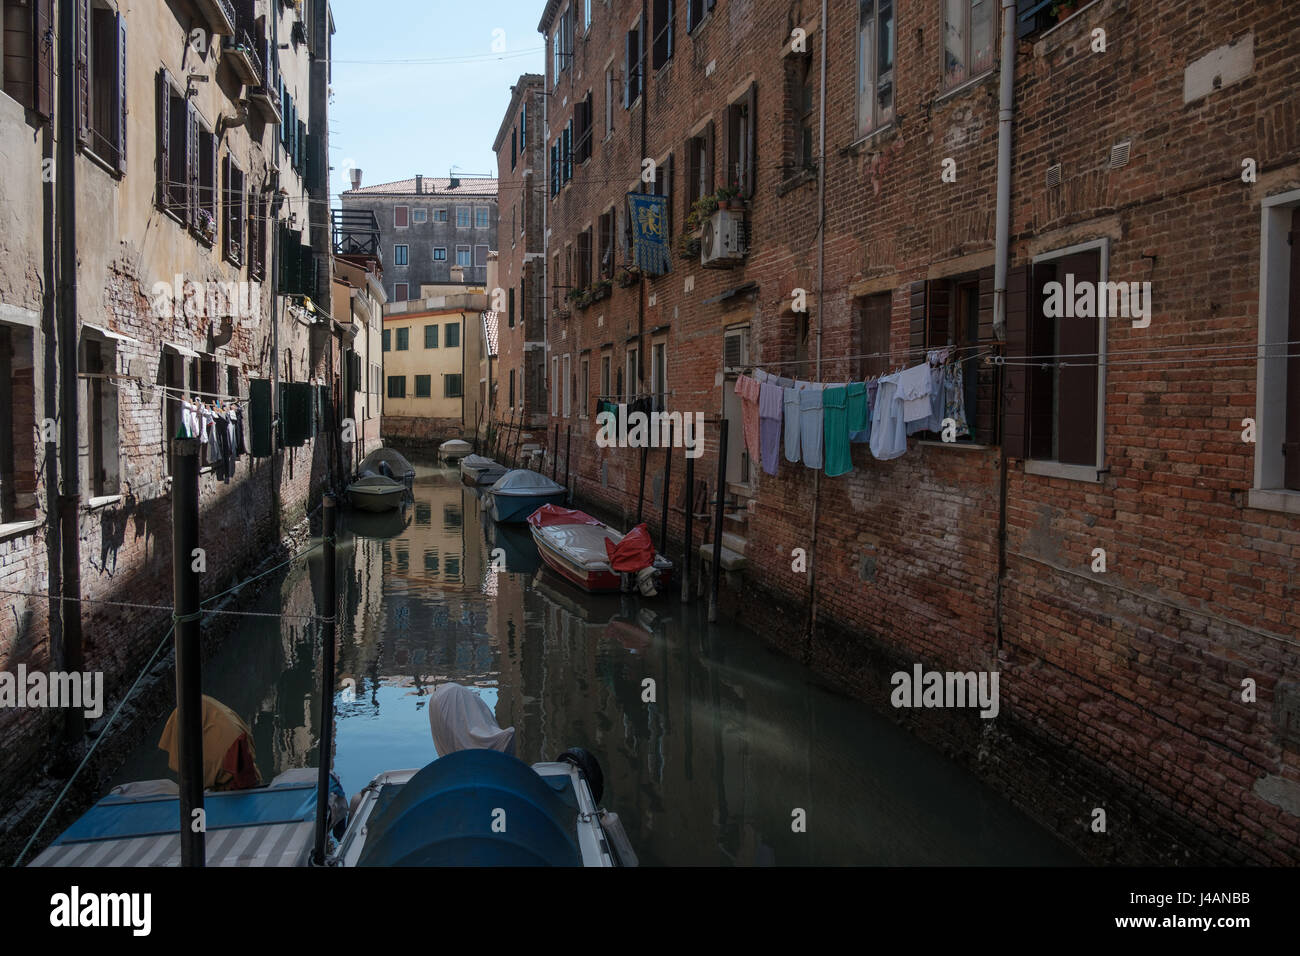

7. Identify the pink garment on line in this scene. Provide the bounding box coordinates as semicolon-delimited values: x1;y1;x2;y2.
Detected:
735;375;762;465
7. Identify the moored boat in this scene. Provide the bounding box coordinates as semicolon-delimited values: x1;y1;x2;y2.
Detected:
347;474;406;512
485;469;567;523
438;438;473;462
358;447;416;490
526;505;673;595
460;454;508;487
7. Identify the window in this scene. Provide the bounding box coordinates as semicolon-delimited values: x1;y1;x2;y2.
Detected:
553;3;574;83
685;124;715;208
387;376;406;399
563;354;572;418
626;345;639;401
580;358;590;417
651;153;674;239
456;206;470;227
597;208;616;279
248;193;267;280
195;120;217;243
724;84;757;197
0;323;38;517
563;121;573;182
382;329;391;351
413;208;428;223
855;293;892;379
395;205;409;228
414;375;431;398
433;247;447;261
624;19;643;107
552;357;560;416
508;369;516;408
157;72;188;218
511;127;518;170
444;374;463;398
583;0;591;33
424;324;439;348
785;48;816;176
79;2;126;172
576;228;592;291
604;64;615;136
433;208;448;223
1253;196;1300;499
651;341;667;407
508;288;516;328
395;327;409;351
456;246;472;267
222;156;246;265
687;0;716;32
574;91;593;163
445;322;460;348
394;244;409;266
1004;245;1104;474
394;282;408;301
652;0;674;70
943;0;995;89
1;0;55;121
475;245;489;269
601;354;611;403
856;0;896;138
475;207;490;228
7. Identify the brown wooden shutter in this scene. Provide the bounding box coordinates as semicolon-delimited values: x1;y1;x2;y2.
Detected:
926;281;950;348
1056;251;1100;466
744;82;757;198
974;265;997;444
209;132;219;223
685;136;699;205
722;104;734;194
222;155;232;260
665;152;674;237
908;280;927;357
116;14;127;173
186;103;198;227
1285;207;1300;489
76;0;90;144
1002;264;1031;459
34;0;55;120
156;71;171;210
704;119;715;193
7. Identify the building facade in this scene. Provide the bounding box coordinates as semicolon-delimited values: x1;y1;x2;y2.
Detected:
340;175;499;302
537;0;1300;863
491;74;549;455
0;0;338;841
331;253;387;473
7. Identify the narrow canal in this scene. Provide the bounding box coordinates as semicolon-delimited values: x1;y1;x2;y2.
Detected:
112;464;1080;866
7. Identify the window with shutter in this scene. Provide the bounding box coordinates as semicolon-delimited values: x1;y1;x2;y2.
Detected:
652;0;674;69
1285;206;1300;490
76;2;126;171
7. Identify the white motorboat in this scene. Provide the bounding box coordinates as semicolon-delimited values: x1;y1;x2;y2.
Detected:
460;454;509;486
347;474;406;512
438;439;473;462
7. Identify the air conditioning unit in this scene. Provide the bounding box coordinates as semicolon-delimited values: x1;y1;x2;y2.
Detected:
723;327;749;373
701;209;746;268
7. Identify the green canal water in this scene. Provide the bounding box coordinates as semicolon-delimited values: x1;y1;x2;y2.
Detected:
111;464;1081;866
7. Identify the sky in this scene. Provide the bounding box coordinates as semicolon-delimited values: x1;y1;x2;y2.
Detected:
327;0;547;201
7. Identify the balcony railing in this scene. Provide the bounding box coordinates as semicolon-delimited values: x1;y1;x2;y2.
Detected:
332;209;382;261
194;0;236;37
223;29;263;86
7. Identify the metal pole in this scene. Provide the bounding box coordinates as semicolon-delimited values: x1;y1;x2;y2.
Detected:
636;446;647;525
564;426;572;499
659;421;673;554
312;495;338;865
551;423;559;480
708;420;727;623
170;438;205;867
681;447;694;604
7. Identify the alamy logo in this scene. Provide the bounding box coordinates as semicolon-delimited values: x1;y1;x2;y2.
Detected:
1042;273;1152;328
595;404;705;459
50;887;151;936
0;666;103;719
890;664;1000;719
151;275;261;321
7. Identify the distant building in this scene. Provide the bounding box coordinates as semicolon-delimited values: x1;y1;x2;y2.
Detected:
341;174;499;302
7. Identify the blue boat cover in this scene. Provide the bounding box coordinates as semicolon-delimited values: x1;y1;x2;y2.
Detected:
53;779;344;844
357;749;582;867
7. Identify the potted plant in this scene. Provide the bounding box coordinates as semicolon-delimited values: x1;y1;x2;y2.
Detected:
1052;0;1077;21
715;184;741;211
615;264;642;288
195;208;217;244
690;192;719;225
590;278;613;302
552;304;571;321
676;232;702;260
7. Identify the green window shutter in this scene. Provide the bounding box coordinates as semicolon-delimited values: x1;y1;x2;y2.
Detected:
249;378;273;457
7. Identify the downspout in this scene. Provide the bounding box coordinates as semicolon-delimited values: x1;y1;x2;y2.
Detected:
993;0;1017;653
56;0;85;743
805;0;828;649
636;0;648;398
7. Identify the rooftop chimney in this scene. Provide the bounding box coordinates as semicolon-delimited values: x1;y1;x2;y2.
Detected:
415;174;423;194
349;168;362;191
449;176;460;190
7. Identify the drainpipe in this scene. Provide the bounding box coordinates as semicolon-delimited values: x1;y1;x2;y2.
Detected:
805;0;828;648
993;0;1017;654
56;0;85;744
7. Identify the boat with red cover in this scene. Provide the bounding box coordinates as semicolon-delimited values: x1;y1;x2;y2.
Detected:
526;505;673;595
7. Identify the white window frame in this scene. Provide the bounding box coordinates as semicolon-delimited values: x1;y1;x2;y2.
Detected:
942;0;996;91
412;208;428;223
552;356;561;415
856;0;896;140
580;356;590;418
433;247;447;261
626;345;639;401
1251;188;1300;513
395;205;410;229
393;244;408;266
455;245;472;267
563;353;572;418
456;206;471;228
651;338;667;405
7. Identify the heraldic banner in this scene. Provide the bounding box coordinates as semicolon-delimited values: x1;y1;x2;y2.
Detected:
626;192;671;276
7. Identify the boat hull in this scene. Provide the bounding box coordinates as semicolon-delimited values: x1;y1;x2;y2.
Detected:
489;491;567;523
529;520;674;594
349;486;405;512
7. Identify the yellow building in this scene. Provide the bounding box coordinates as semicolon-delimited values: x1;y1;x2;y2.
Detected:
381;290;486;452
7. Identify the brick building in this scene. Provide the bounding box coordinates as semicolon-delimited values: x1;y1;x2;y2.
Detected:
537;0;1300;862
491;75;549;453
340;175;499;302
0;0;340;837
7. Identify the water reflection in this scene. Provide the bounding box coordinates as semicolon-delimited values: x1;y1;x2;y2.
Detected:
113;463;1079;866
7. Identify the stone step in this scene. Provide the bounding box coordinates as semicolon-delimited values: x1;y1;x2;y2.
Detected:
699;543;746;572
727;481;756;500
721;532;747;555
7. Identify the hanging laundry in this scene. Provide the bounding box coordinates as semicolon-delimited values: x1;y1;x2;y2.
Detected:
943;361;970;439
822;385;852;477
753;368;769;384
783;386;801;464
234;406;248;457
758;382;783;476
734;375;762;465
897;363;932;428
846;382;870;443
869;373;908;461
774;375;795;389
798;384;825;469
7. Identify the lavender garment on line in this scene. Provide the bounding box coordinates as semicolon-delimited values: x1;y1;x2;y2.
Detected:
759;382;784;475
799;386;825;469
783;387;802;463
